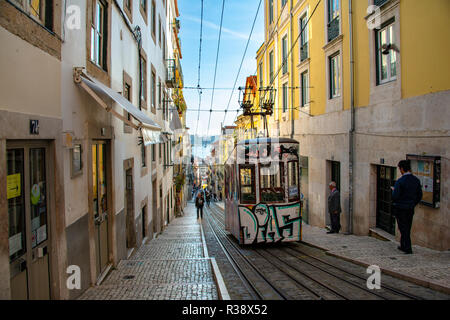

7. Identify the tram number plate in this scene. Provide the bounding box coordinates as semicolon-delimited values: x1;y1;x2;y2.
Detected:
226;304;268;316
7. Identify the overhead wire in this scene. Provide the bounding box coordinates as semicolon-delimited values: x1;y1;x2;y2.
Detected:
230;0;287;127
195;0;204;136
206;0;226;137
260;0;322;106
221;0;262;128
230;0;322;128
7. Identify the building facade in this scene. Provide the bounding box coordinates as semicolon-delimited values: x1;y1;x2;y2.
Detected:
0;0;187;299
242;0;449;250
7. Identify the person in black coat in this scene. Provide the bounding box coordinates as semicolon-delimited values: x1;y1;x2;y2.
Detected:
392;160;423;254
195;192;205;219
327;181;341;234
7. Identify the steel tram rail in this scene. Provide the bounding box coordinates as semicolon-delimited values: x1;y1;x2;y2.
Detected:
204;205;324;300
211;203;425;300
206;205;328;300
283;245;425;300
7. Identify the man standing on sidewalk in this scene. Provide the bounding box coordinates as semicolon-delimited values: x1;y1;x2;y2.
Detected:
195;192;205;220
327;181;341;234
392;160;423;254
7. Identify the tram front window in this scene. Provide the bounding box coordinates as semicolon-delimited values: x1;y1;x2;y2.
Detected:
287;160;300;201
260;163;284;202
239;165;255;203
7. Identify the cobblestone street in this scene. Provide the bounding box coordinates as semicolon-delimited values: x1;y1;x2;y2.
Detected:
79;202;219;300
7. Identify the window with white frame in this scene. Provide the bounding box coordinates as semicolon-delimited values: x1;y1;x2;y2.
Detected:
329;53;340;98
91;0;107;69
259;62;263;88
301;70;309;107
376;22;397;84
269;50;274;83
282;82;288;113
269;0;274;24
282;35;288;75
327;0;340;42
300;13;308;61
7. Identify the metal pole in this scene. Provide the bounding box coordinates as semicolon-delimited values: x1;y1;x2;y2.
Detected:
348;0;354;234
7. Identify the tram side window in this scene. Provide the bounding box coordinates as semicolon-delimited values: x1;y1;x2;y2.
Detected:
225;166;229;200
260;162;285;202
239;165;255;204
287;160;300;201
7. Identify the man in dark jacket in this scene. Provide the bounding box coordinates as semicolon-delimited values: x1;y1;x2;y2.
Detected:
392;160;423;254
195;192;205;219
327;181;341;234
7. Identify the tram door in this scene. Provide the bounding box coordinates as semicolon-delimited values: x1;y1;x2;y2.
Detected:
92;142;109;277
376;166;396;235
7;145;51;299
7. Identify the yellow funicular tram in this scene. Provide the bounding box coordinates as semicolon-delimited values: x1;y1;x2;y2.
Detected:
224;137;302;245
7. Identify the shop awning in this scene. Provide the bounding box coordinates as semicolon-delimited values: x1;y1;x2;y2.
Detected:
169;108;183;131
74;69;161;132
142;128;161;145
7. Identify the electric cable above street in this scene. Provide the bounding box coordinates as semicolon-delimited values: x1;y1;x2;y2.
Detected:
206;0;226;137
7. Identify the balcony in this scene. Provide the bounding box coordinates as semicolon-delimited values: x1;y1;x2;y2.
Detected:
327;17;340;43
166;59;176;88
166;58;184;89
300;42;308;62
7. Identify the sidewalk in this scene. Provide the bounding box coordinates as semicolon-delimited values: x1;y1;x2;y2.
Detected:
79;202;222;300
301;223;450;294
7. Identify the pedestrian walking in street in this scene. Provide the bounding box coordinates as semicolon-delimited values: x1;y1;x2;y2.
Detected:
327;181;341;234
195;192;204;219
206;192;211;207
392;160;423;254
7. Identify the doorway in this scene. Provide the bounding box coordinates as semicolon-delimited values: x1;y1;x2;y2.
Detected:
7;143;51;300
92;142;110;278
152;179;157;235
125;167;136;253
376;165;396;235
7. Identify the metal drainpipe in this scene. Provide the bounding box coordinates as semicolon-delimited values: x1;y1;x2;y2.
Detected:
133;26;143;110
348;0;354;234
290;0;295;139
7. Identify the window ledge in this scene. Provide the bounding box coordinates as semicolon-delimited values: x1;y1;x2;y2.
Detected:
297;57;310;69
322;34;343;51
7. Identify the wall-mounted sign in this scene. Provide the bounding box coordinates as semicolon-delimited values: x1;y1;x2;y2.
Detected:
406;154;441;208
7;173;21;199
30;120;39;134
71;144;83;178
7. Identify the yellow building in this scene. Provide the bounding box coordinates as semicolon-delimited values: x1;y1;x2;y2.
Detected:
255;0;450;250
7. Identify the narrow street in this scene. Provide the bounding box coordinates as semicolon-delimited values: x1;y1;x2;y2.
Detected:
78;200;449;300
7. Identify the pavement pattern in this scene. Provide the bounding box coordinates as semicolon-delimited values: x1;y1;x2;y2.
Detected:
78;202;218;300
301;223;450;294
217;201;449;295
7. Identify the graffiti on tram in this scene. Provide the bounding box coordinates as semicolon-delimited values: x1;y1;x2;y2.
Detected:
238;202;301;244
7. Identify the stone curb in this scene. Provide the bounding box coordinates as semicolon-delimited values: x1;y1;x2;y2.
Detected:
200;219;230;300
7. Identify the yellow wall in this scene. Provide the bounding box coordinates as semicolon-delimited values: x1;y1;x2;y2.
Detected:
259;0;450;120
400;0;450;99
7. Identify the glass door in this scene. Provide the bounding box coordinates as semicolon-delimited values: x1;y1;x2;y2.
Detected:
376;166;396;235
7;145;51;300
92;142;109;277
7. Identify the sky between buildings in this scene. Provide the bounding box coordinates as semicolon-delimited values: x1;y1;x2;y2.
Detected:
178;0;264;138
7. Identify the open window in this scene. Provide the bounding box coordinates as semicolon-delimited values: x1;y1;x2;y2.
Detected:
287;160;300;201
259;162;284;203
239;164;256;204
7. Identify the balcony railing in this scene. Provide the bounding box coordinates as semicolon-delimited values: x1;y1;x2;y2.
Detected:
300;42;308;62
166;59;176;88
327;17;340;42
374;0;388;7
